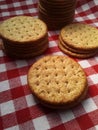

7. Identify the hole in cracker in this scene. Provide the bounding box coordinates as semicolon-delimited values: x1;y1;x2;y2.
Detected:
63;66;65;69
40;90;45;94
55;73;58;77
35;67;39;70
36;74;39;78
52;59;55;63
57;89;60;93
23;26;26;28
35;81;39;86
36;33;39;36
21;35;24;38
45;67;48;70
68;89;71;93
47;82;49;85
47;91;50;94
46;74;49;77
8;29;11;32
65;80;68;85
56;81;59;84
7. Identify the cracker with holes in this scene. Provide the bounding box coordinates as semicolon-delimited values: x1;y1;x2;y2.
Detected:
59;23;98;58
27;55;88;109
0;16;48;58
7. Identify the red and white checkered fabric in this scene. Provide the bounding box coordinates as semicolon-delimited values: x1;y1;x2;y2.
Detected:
0;0;98;130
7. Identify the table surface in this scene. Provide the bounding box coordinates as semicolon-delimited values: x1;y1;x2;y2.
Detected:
0;0;98;130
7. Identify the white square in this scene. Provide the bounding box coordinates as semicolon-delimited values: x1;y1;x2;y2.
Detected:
75;17;84;22
16;60;27;68
13;2;21;7
82;4;89;11
26;94;36;107
2;12;10;16
95;125;98;129
20;75;27;85
26;0;32;5
16;10;23;15
53;52;64;56
94;22;98;27
87;14;96;19
89;74;98;84
29;8;36;13
0;80;10;92
82;98;97;113
0;63;6;72
79;60;91;68
59;110;75;123
49;41;57;47
5;125;19;130
33;116;50;130
0;50;5;57
1;4;8;9
1;100;15;116
94;0;98;5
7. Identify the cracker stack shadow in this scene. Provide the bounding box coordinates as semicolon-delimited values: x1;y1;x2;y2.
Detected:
38;0;77;30
0;16;48;59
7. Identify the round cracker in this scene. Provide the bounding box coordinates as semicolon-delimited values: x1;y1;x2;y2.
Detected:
0;16;47;43
58;41;97;58
60;23;98;51
28;55;88;109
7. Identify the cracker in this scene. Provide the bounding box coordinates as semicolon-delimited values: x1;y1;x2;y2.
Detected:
60;23;98;51
0;16;47;43
27;55;88;109
59;36;96;54
0;16;48;58
5;43;48;59
38;0;76;30
58;41;97;58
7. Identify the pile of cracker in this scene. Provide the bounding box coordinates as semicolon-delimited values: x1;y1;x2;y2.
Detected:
0;16;48;59
58;23;98;58
28;55;88;109
38;0;77;30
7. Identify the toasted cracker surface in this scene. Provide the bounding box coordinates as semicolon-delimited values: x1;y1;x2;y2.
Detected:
60;23;98;51
28;55;87;108
0;16;47;42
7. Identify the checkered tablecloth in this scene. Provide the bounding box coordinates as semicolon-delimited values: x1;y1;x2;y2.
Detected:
0;0;98;130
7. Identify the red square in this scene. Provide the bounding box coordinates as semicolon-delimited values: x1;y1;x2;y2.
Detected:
7;69;19;79
50;124;66;130
76;114;94;129
16;108;31;124
11;86;25;99
88;85;98;97
0;90;12;103
64;119;81;130
88;110;98;125
2;113;17;129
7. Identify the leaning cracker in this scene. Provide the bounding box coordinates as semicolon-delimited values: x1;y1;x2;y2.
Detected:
27;55;88;109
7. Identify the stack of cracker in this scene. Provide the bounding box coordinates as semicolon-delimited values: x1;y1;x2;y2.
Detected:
28;55;88;109
0;16;48;59
38;0;77;30
58;23;98;58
